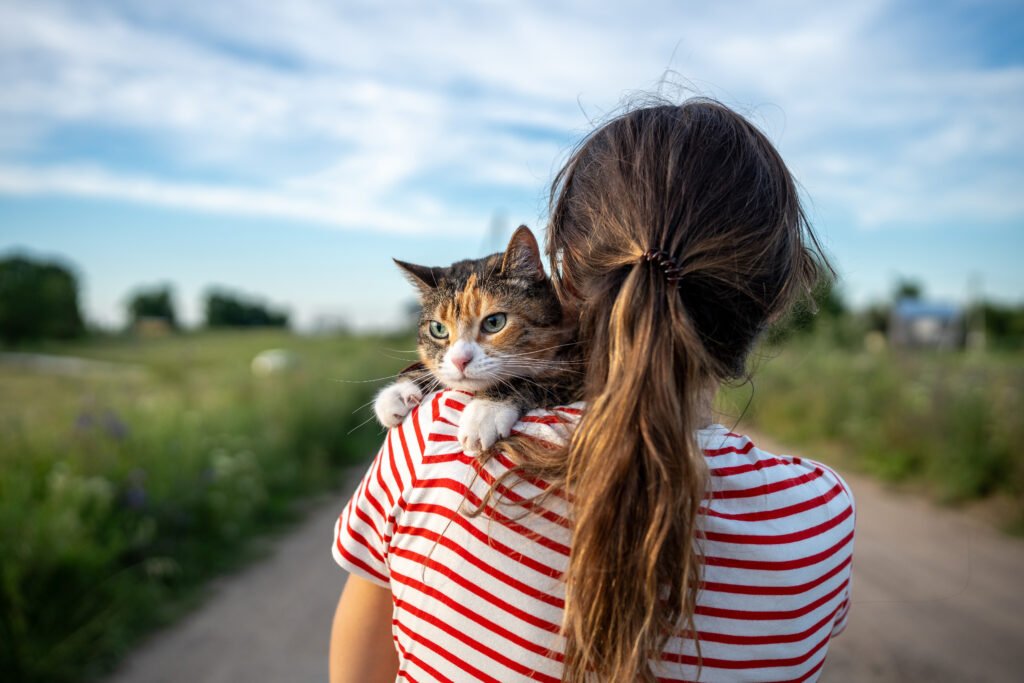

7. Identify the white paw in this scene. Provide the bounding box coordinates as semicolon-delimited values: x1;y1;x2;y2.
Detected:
373;379;423;428
458;399;520;456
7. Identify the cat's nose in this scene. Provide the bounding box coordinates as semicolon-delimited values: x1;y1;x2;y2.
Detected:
452;353;473;373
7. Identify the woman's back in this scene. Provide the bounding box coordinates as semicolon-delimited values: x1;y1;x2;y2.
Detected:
328;99;852;683
333;390;854;682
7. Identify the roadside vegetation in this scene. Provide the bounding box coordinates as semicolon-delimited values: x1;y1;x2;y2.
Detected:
0;330;409;682
719;323;1024;534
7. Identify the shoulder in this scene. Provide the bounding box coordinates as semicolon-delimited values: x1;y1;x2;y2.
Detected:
700;426;855;511
698;426;856;553
693;430;857;660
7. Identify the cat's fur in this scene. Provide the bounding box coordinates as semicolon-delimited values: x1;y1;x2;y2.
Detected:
374;225;578;455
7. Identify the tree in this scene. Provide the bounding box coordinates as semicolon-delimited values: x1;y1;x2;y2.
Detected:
203;288;289;328
862;302;890;334
894;278;923;301
766;278;847;344
126;285;178;328
971;301;1024;350
0;255;85;345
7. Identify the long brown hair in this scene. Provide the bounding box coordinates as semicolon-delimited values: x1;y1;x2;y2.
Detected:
493;99;830;682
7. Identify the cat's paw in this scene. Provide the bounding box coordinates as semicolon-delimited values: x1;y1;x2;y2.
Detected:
373;379;423;428
458;399;520;456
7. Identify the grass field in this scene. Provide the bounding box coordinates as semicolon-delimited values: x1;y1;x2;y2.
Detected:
0;330;413;683
2;329;1022;682
719;336;1024;532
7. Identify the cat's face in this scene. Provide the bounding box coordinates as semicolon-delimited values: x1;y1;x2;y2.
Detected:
396;226;568;393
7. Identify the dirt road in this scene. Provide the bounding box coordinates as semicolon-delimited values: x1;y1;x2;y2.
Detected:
106;464;1024;683
823;471;1024;681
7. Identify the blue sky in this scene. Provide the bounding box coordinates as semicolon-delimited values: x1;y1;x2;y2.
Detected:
1;0;1022;330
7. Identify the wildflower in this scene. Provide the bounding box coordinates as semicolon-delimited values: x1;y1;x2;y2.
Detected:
103;410;129;440
121;468;148;511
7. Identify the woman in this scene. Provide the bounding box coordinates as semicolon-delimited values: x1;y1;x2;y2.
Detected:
329;99;855;682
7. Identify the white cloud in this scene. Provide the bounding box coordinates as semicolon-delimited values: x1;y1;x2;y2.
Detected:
0;0;1021;236
0;163;489;235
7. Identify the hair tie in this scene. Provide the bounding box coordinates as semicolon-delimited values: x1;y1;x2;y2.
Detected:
642;249;684;284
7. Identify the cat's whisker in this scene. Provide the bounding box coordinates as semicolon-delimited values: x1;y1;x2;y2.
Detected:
378;353;422;363
500;358;583;368
492;371;548;387
350;397;379;416
489;359;583;371
481;372;526;399
496;359;585;373
519;339;582;351
494;342;583;359
495;382;530;400
331;373;404;384
508;359;584;369
347;413;383;435
491;351;582;362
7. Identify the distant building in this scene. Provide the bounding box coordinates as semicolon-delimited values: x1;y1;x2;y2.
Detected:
889;299;965;349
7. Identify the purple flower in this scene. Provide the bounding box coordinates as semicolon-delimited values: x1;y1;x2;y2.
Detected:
75;411;95;432
123;484;147;510
121;469;147;510
103;410;129;440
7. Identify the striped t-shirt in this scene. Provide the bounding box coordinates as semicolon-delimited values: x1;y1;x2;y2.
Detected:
333;390;855;682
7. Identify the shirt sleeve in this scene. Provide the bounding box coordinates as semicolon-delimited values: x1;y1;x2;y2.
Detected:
331;403;427;587
817;460;856;639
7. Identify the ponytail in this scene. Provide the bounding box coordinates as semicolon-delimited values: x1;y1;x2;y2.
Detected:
559;259;710;682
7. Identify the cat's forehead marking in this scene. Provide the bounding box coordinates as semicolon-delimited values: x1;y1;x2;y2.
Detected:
435;299;455;327
454;273;481;320
455;274;500;322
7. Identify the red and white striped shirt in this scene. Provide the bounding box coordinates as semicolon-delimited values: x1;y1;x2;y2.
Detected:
333;390;855;682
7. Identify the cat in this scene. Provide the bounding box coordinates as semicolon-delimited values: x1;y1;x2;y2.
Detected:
373;225;579;456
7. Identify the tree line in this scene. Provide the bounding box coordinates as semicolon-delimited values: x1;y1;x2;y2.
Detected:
129;284;289;330
768;277;1024;350
2;253;1023;348
0;255;288;345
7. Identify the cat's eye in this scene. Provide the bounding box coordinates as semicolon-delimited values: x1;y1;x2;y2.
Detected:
428;320;449;339
481;313;507;334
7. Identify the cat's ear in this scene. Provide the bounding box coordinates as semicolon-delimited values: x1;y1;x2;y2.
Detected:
500;225;545;281
393;259;444;293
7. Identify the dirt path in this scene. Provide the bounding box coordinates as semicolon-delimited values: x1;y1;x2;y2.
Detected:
823;470;1024;681
105;462;1024;683
104;484;353;683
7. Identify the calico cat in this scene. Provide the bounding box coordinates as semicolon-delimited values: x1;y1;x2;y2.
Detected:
373;225;578;455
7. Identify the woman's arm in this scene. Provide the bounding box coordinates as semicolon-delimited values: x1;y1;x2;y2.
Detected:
329;575;398;683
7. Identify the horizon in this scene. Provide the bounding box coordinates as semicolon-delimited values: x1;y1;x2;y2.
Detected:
0;237;1014;336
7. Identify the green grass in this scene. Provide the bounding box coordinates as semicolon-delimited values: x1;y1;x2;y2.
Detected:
4;327;1023;681
0;330;413;683
719;335;1024;531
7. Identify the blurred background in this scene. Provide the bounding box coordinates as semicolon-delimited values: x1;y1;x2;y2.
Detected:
1;1;1021;682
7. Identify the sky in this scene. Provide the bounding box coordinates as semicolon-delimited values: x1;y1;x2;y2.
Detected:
1;0;1022;330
